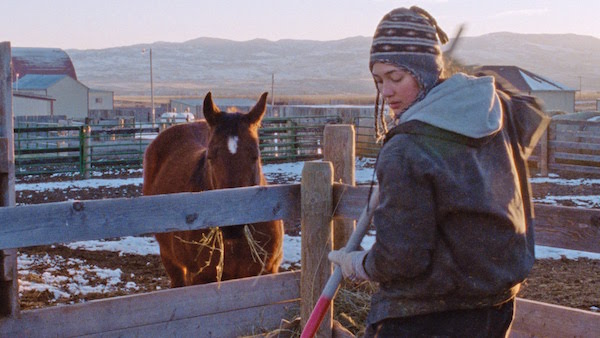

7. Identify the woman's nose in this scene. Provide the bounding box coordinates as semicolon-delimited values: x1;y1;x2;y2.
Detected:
381;83;394;97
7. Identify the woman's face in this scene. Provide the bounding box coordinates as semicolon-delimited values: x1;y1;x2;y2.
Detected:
372;62;421;115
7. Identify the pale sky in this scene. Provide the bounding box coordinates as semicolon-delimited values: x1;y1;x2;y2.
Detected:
2;0;599;50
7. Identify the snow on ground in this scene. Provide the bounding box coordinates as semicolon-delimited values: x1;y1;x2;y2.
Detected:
14;159;600;300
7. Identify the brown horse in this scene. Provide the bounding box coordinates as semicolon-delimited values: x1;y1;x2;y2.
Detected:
142;92;284;287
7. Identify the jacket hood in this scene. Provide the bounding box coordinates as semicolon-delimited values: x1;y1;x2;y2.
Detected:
398;73;502;139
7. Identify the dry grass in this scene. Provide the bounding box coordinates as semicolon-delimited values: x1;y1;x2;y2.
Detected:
253;280;375;337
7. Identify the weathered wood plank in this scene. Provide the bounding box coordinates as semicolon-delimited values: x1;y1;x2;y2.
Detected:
0;271;300;337
550;140;600;151
551;152;600;163
552;119;600;127
554;129;600;140
548;162;600;176
324;124;356;250
301;161;334;338
511;298;600;338
333;184;371;220
87;302;299;338
0;184;300;250
0;41;19;318
534;204;600;253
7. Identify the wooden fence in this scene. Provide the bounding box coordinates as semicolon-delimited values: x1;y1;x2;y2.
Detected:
352;115;600;177
537;118;600;176
2;42;600;337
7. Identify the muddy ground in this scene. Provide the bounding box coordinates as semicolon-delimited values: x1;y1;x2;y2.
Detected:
15;170;600;314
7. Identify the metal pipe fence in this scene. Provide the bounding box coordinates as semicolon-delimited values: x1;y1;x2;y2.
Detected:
13;115;347;177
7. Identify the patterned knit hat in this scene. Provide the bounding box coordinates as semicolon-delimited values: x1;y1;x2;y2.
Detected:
370;6;449;140
370;6;448;95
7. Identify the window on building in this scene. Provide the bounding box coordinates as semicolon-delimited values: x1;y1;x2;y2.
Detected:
95;98;103;104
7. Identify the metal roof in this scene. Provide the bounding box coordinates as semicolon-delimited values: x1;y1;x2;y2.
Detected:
11;47;77;81
14;74;68;90
477;65;575;92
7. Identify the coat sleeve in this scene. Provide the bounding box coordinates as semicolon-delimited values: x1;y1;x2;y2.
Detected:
364;135;437;283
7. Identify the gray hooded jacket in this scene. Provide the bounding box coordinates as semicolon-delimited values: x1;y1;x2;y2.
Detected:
364;73;550;324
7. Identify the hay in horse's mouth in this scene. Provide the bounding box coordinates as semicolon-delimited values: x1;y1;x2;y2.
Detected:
175;228;225;283
243;224;269;275
174;225;269;284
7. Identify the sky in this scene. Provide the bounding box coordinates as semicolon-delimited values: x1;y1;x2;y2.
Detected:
2;0;600;50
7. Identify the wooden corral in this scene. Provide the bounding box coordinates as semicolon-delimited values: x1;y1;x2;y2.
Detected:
538;115;600;176
1;42;600;337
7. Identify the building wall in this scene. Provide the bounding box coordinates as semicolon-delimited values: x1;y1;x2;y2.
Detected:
89;90;114;110
47;77;89;119
13;96;53;116
532;90;575;114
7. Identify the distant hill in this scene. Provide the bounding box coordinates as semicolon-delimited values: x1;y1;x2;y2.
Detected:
66;33;600;97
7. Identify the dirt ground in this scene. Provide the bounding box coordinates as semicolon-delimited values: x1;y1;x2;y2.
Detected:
15;170;600;315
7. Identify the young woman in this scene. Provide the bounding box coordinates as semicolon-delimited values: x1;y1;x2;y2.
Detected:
328;6;550;337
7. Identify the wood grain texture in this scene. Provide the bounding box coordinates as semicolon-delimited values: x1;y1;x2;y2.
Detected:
324;124;356;250
0;271;300;337
300;161;333;338
0;184;300;250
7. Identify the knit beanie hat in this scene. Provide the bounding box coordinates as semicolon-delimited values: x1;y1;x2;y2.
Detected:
370;6;449;140
370;6;448;94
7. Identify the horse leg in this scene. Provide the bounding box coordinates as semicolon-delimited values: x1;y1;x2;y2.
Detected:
155;233;187;287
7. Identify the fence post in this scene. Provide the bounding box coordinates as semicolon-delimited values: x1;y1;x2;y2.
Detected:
324;124;356;249
301;161;334;338
80;125;91;179
287;120;297;159
0;41;20;318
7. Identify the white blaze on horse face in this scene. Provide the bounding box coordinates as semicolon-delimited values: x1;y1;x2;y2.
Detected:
228;136;239;155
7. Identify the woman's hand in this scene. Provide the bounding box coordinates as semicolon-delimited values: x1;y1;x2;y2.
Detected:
328;249;370;281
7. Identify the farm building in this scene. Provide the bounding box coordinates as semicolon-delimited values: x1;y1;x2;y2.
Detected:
12;91;55;117
11;47;114;120
11;47;77;81
13;74;89;119
88;89;115;116
478;65;576;114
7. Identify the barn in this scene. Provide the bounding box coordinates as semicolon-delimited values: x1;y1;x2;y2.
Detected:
11;47;77;81
12;47;114;120
478;65;576;114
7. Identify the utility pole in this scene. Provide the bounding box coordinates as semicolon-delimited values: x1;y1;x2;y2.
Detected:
271;73;275;107
150;48;155;127
142;48;155;127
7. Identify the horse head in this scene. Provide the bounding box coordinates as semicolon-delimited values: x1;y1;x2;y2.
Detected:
202;92;268;189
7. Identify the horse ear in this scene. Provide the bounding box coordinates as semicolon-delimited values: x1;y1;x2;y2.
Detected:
203;92;221;126
245;92;268;125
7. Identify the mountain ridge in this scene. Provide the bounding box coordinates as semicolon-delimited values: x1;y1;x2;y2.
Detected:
65;32;600;96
